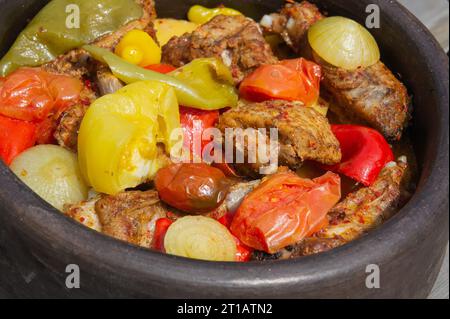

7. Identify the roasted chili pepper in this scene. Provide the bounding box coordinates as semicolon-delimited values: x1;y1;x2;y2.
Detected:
152;218;174;252
188;5;242;24
230;171;341;254
115;30;161;67
155;163;231;214
324;125;395;186
145;64;177;74
0;0;143;76
180;106;220;162
84;45;238;110
0;115;37;165
240;58;322;107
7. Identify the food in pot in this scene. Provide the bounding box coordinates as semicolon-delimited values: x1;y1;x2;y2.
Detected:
1;0;417;263
263;1;411;140
162;15;278;84
10;145;88;211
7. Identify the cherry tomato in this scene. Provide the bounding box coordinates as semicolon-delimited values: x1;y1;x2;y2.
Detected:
240;58;322;107
230;171;341;254
155;163;231;213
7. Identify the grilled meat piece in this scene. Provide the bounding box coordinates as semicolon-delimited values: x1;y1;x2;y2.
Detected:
252;157;408;260
217;100;341;176
54;102;90;152
95;190;169;248
162;15;277;84
95;65;124;96
260;1;324;53
320;59;411;141
64;196;102;232
263;1;411;140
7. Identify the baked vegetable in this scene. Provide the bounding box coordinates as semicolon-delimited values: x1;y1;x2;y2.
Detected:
188;5;242;24
10;145;88;211
323;125;395;186
164;216;237;262
0;0;143;76
0;115;37;165
115;30;161;67
308;17;380;70
84;45;238;110
230;171;341;253
78;81;180;195
155;163;231;213
154;19;198;46
240;58;322;107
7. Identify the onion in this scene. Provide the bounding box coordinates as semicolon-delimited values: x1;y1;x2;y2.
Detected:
308;17;380;70
11;145;88;211
164;216;237;262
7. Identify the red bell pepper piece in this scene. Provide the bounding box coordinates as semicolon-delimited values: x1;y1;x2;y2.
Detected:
180;106;220;162
326;125;395;186
144;64;177;74
239;58;322;107
0;115;37;165
152;218;174;252
218;214;253;262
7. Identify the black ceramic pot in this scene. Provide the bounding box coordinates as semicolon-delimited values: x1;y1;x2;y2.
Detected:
0;0;448;299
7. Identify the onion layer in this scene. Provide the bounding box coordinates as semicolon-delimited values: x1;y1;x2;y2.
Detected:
308;17;380;70
10;145;88;211
164;216;237;261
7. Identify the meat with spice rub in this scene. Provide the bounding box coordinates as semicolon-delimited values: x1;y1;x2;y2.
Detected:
162;14;277;84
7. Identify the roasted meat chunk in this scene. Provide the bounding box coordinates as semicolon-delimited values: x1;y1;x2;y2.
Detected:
95;190;169;248
217;100;341;176
54;104;89;152
263;1;411;140
162;15;277;84
260;1;324;53
320;59;411;141
253;157;408;260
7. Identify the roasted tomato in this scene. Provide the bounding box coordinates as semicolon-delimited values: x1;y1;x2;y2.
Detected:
0;115;37;165
180;106;220;162
230;171;341;254
0;68;82;122
239;58;322;107
155;163;231;213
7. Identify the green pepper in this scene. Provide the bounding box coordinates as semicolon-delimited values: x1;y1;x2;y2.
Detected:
0;0;143;77
83;45;238;110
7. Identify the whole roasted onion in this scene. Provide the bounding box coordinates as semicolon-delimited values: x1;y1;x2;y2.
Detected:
308;17;380;70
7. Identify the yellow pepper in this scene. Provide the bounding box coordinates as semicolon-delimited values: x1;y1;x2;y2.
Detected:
78;81;181;195
115;30;161;67
154;19;198;46
188;5;242;25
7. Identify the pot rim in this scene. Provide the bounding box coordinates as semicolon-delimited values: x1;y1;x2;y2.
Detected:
0;0;448;289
